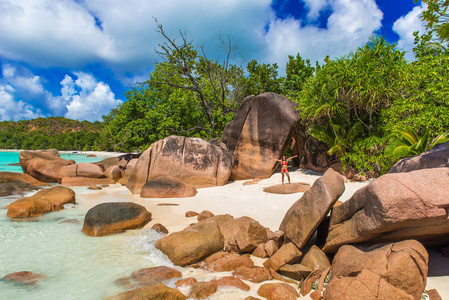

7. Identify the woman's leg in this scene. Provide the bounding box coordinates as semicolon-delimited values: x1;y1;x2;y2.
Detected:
286;171;291;184
281;171;285;185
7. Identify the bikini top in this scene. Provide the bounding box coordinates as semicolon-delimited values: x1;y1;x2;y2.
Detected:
282;161;287;166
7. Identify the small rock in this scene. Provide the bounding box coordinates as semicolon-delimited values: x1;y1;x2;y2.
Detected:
197;210;214;221
263;242;302;271
263;182;310;194
279;264;312;281
428;289;443;300
157;203;179;206
210;276;250;291
203;251;254;272
233;266;272;283
300;245;331;272
310;290;322;300
59;219;80;224
130;266;182;285
257;282;300;300
176;277;197;288
268;230;285;248
185;211;199;217
188;281;217;299
88;185;101;190
1;271;46;285
300;270;322;296
265;240;278;257
234;216;268;253
252;243;268;258
151;223;169;235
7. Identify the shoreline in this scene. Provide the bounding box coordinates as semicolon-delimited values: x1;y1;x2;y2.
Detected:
0;149;126;158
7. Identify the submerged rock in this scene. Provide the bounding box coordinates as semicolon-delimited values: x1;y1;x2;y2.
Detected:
0;181;39;197
1;271;46;285
221;92;301;180
82;202;152;236
6;186;76;218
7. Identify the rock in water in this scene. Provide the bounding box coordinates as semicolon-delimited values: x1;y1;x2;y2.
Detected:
19;150;73;182
6;186;76;218
140;177;197;198
324;167;449;253
388;142;449;173
324;240;428;300
0;171;49;186
82;202;152;236
221;92;300;180
1;271;46;285
106;284;187;300
0;181;39;197
279;169;345;249
126;136;233;194
263;182;310;194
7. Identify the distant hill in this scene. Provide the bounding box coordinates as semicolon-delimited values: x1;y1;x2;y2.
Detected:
0;117;104;151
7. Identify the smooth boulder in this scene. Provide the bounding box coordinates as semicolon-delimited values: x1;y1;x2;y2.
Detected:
19;150;72;182
388;142;449;173
263;182;310;194
324;167;449;253
0;171;49;186
221;92;300;180
82;202;152;236
154;217;225;266
325;240;428;300
106;284;187;300
280;169;345;249
126;136;233;194
140;177;197;198
6;186;76;218
0;181;38;197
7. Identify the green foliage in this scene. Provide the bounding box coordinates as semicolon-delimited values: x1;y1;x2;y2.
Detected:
244;59;285;96
0;117;102;151
417;0;449;46
385;127;449;159
285;54;315;98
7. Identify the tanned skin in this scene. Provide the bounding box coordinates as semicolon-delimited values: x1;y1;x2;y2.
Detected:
276;155;298;185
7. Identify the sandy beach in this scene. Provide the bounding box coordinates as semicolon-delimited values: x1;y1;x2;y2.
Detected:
72;168;449;299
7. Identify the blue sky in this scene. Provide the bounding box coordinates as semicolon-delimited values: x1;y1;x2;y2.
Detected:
0;0;426;122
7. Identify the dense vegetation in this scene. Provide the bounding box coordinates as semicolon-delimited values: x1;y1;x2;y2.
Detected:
4;3;449;176
0;117;102;151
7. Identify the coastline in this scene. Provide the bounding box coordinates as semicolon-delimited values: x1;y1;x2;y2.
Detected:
0;149;126;158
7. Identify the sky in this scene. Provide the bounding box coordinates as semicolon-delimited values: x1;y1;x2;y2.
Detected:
0;0;426;122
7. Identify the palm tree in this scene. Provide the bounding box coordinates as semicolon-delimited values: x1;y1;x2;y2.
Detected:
385;127;448;159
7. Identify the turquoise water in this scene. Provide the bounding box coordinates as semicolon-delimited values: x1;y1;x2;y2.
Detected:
0;152;172;299
0;151;106;173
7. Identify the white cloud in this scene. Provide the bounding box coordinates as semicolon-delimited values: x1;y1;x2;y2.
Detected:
393;4;426;61
62;72;122;122
0;84;43;121
263;0;383;71
303;0;329;20
0;64;122;122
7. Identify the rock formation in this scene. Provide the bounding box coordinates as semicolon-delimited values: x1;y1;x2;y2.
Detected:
140;177;197;198
221;92;300;180
82;202;152;236
324;167;449;253
126;136;233;194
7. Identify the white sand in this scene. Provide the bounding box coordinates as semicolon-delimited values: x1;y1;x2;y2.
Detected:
76;168;448;298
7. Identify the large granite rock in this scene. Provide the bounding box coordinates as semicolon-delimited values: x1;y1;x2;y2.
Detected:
82;202;152;236
57;163;105;182
140;177;197;198
61;177;115;187
221;92;300;180
106;284;187;300
325;240;428;300
388;142;449;173
0;171;49;186
0;181;38;197
126;136;233;194
324;167;449;253
19;150;72;182
6;186;76;218
154;217;225;266
279;169;345;249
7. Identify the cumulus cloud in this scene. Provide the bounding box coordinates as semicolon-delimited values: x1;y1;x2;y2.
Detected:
61;72;122;122
263;0;383;70
393;4;426;61
303;0;329;20
0;84;43;121
0;64;121;122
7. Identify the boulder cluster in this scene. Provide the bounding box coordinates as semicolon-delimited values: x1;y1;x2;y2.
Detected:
3;92;448;299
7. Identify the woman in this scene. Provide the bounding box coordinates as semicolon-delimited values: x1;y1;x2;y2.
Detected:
276;155;297;185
